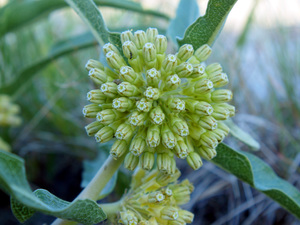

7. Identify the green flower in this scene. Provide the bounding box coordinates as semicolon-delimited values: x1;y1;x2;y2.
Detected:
118;168;194;225
83;28;235;174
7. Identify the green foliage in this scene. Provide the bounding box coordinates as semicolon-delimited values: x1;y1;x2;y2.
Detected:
0;150;106;224
213;144;300;219
0;0;169;38
177;0;238;48
167;0;199;45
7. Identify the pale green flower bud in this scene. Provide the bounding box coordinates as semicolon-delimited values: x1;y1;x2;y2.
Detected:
178;210;194;223
120;66;143;86
169;182;192;205
185;99;213;116
187;152;203;170
88;68;113;85
143;42;157;68
211;89;233;103
96;109;123;125
197;146;217;160
144;87;160;100
209;128;226;143
129;111;147;126
136;98;152;112
155;35;167;54
100;82;118;98
146;27;158;43
103;42;120;55
122;40;138;60
124;152;139;170
121;30;134;44
199;132;218;148
140;151;155;170
194;44;212;62
146;124;160;147
157;153;173;174
110;139;128;158
215;103;235;117
149;106;165;125
217;122;230;135
156;168;181;186
161;206;179;221
177;44;194;62
148;191;165;203
167;98;185;113
86;89;107;104
209;72;229;88
118;82;140;97
184;78;213;95
0;137;10;152
112;97;134;112
206;63;222;77
174;138;188;159
82;104;102;118
212;105;230;120
134;30;147;49
85;59;104;71
85;121;104;136
190;63;206;78
189;124;206;140
95;126;114;143
165;74;181;90
146;68;161;87
170;116;189;137
161;123;177;149
106;50;126;70
130;129;147;155
191;115;217;130
162;54;178;75
175;62;193;78
115;123;134;140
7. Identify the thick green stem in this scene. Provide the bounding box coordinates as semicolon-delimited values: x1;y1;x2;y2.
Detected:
100;201;123;221
51;155;125;225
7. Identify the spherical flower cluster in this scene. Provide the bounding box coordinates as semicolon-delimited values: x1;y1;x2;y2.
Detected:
118;168;194;225
83;28;235;174
0;95;21;151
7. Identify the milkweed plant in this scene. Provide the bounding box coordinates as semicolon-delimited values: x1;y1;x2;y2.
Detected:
0;0;300;225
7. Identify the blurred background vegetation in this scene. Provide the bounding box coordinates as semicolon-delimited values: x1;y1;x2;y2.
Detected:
0;0;299;224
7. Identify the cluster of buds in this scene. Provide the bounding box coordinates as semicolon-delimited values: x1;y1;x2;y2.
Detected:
118;168;194;225
0;95;21;127
0;95;21;152
83;28;235;173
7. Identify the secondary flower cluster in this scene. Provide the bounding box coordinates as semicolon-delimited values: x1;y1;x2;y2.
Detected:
0;95;21;151
118;168;194;225
83;28;234;174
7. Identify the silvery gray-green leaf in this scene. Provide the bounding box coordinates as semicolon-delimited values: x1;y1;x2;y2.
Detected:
177;0;238;48
0;150;106;224
213;144;300;219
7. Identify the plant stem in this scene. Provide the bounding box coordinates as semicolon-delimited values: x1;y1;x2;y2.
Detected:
51;155;125;225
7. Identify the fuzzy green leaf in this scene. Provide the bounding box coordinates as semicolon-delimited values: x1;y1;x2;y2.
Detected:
225;119;260;150
0;150;106;224
177;0;238;48
0;0;169;38
213;144;300;219
167;0;199;45
65;0;121;48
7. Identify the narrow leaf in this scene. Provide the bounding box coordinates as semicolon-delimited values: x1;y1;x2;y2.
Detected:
0;0;169;37
0;150;106;224
1;32;96;95
177;0;238;48
167;0;199;44
213;144;300;219
225;119;260;150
